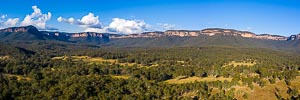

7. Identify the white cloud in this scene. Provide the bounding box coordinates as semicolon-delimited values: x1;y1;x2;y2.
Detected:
85;18;149;34
0;15;19;28
57;13;101;28
58;13;150;34
21;5;52;30
4;18;19;26
105;18;148;34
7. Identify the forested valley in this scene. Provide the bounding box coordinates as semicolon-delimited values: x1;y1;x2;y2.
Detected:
1;42;300;100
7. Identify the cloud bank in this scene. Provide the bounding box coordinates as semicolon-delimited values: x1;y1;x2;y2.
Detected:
58;13;102;29
58;13;150;34
20;5;56;30
0;15;19;28
101;18;149;34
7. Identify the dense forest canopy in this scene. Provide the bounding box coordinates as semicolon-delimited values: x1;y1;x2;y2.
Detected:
0;41;300;99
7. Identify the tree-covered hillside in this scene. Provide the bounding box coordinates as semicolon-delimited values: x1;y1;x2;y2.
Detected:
1;44;299;99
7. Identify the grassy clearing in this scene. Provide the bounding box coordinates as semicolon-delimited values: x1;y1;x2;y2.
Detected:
0;56;9;60
230;76;300;100
181;91;198;98
110;75;130;79
165;76;232;84
166;76;300;99
2;74;32;81
51;56;67;60
51;56;159;68
86;74;129;80
223;61;256;67
176;61;185;63
52;56;117;63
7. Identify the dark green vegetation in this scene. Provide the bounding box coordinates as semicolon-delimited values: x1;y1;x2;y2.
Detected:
1;41;300;100
108;35;300;53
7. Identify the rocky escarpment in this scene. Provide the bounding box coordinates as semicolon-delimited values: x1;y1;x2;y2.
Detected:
111;31;164;38
110;28;290;41
0;25;299;42
0;25;109;43
0;25;45;40
67;32;108;38
201;28;256;37
42;32;110;43
0;25;39;33
201;28;287;40
165;30;200;36
43;31;109;38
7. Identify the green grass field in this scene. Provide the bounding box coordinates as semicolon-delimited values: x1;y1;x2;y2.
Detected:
164;76;232;84
223;61;256;67
2;74;32;81
165;75;300;100
52;56;159;68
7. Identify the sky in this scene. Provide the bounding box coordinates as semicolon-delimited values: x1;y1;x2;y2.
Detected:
0;0;299;36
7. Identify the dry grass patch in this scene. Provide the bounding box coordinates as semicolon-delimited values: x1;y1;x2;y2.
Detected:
2;74;32;81
110;75;129;79
223;61;256;67
52;56;67;60
52;56;159;68
86;57;117;63
181;91;198;98
0;56;9;60
232;77;300;100
176;61;185;63
165;76;232;84
52;56;117;63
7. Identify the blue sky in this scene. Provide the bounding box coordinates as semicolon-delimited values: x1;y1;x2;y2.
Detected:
0;0;299;36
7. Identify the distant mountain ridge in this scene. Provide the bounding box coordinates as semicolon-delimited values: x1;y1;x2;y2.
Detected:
0;25;300;53
0;25;109;43
0;25;45;41
1;25;299;41
112;28;296;41
0;25;38;33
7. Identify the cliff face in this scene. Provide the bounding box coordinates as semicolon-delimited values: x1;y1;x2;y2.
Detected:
0;25;110;43
43;32;110;43
165;30;200;36
255;34;287;40
0;25;39;33
110;28;289;41
110;31;164;38
67;32;106;38
201;28;256;37
0;25;45;40
1;25;298;42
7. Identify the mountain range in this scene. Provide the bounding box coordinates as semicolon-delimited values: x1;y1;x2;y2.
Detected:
0;25;299;52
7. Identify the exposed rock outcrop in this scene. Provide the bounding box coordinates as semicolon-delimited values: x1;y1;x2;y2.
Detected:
110;28;289;41
1;25;298;42
110;31;164;38
0;25;39;33
165;30;200;36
